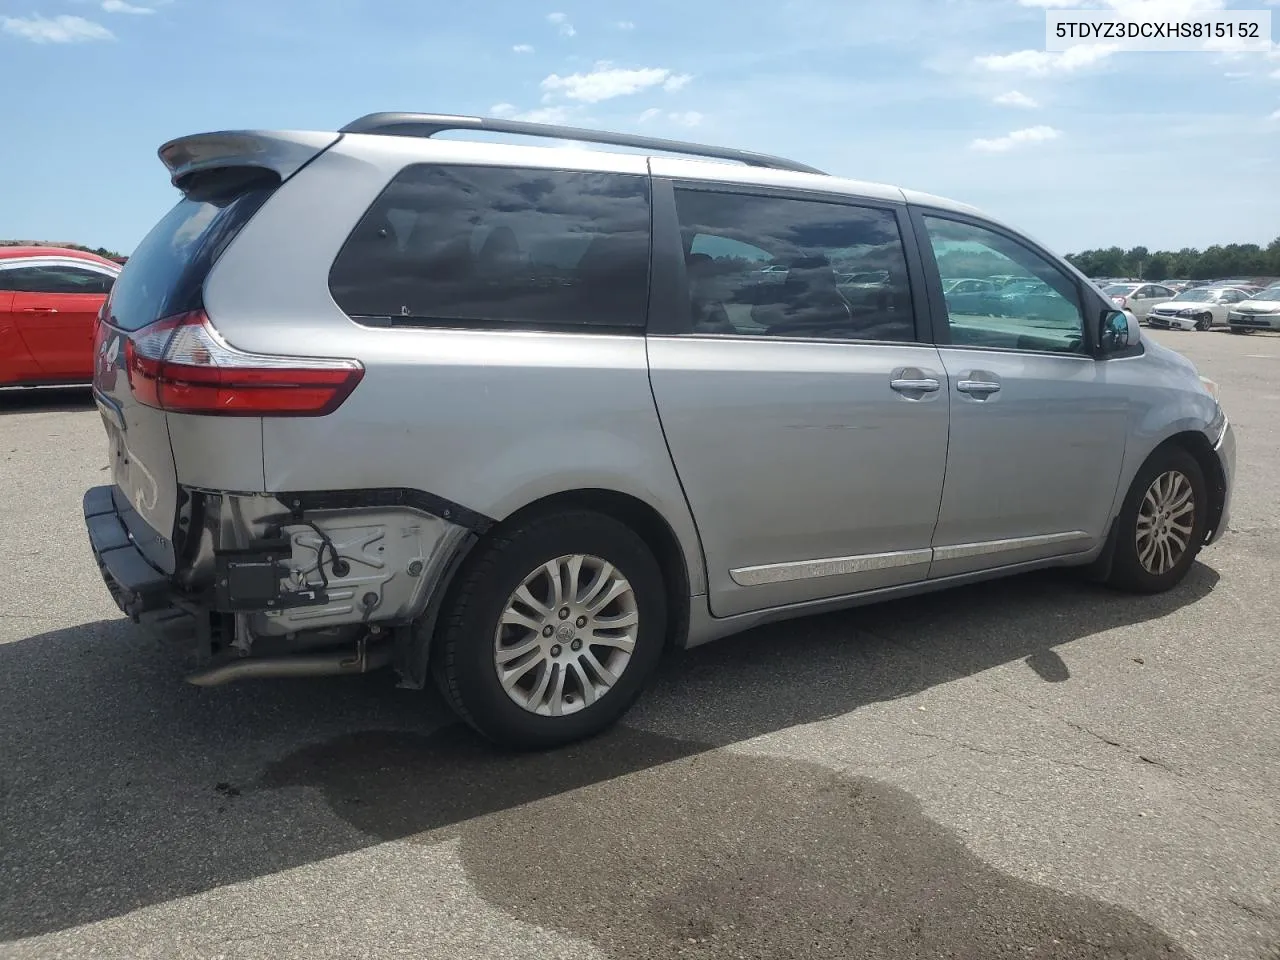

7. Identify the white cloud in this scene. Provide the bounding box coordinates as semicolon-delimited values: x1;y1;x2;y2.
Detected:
1272;67;1280;78
512;43;534;53
547;12;575;37
994;90;1040;108
636;108;703;127
101;0;154;13
976;44;1117;75
1270;108;1280;121
970;125;1063;152
1;14;114;42
489;101;579;124
615;20;636;30
514;105;574;124
541;64;692;102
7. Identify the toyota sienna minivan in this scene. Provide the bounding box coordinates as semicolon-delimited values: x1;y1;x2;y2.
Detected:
84;112;1234;748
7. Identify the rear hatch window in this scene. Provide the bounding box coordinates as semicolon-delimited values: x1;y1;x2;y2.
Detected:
106;168;279;331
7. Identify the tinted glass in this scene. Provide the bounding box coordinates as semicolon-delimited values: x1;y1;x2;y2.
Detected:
107;170;277;332
329;165;651;330
0;264;114;294
673;189;914;342
923;216;1084;354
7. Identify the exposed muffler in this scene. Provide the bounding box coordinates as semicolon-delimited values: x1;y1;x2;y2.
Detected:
186;640;393;687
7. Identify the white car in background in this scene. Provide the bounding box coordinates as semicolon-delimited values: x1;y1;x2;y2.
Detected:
1103;282;1178;323
1228;283;1280;334
1145;286;1252;331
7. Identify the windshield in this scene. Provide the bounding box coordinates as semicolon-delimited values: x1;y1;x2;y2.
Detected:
1255;285;1280;300
1174;290;1212;302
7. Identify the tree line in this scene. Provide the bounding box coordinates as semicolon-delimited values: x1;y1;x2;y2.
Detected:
63;243;127;261
0;241;127;261
1065;238;1280;282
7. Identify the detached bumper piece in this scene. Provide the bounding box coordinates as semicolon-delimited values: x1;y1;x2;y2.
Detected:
83;485;173;620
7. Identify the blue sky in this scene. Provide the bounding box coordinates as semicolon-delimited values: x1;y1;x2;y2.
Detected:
2;0;1278;256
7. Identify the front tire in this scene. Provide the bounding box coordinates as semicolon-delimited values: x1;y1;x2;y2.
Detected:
431;510;667;750
1194;314;1211;331
1106;446;1207;594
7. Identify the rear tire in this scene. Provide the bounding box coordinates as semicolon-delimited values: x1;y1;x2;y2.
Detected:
431;509;667;750
1106;446;1207;594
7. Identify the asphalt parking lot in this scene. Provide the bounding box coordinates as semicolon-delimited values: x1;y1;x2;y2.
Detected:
1;329;1277;960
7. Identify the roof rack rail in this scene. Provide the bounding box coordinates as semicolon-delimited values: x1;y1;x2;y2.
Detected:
339;112;826;176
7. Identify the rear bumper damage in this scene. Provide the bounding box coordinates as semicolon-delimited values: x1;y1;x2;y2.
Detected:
83;483;482;686
84;486;173;620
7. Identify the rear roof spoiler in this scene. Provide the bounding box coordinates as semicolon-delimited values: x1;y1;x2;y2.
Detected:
157;130;342;191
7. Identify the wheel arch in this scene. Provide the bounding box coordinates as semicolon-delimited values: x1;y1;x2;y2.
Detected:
1158;431;1227;542
1091;427;1226;584
399;486;699;689
496;488;695;654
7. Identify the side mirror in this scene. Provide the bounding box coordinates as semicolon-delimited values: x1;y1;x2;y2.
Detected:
1100;309;1139;354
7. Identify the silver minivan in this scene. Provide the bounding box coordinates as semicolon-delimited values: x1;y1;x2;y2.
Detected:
84;113;1235;748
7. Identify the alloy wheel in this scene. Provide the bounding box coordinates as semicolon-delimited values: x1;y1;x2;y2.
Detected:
493;554;639;717
1135;470;1195;575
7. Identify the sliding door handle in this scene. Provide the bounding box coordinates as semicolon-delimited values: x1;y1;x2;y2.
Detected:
957;379;1001;396
890;377;940;393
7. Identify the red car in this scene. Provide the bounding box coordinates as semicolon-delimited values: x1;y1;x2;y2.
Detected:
1;246;121;387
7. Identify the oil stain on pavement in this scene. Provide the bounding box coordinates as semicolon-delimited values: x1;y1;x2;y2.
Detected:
264;726;1191;960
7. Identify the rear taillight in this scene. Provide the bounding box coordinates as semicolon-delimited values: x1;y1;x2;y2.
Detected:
124;311;363;416
1112;296;1129;306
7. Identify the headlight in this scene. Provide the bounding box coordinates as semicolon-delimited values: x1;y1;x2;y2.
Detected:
1199;376;1221;403
1177;309;1199;317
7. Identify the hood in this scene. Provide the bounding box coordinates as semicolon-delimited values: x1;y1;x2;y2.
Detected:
1141;333;1199;377
1234;295;1280;314
1148;299;1211;313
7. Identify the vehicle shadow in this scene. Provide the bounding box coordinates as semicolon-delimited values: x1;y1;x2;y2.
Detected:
0;564;1218;956
0;386;93;415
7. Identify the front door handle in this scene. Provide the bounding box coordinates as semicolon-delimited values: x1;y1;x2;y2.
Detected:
891;377;941;393
957;379;1001;396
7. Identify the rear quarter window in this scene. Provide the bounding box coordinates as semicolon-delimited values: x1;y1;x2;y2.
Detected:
328;164;652;330
107;169;278;332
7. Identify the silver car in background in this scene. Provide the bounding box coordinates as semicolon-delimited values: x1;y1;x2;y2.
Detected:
1228;284;1280;333
1103;282;1179;323
84;113;1235;749
1146;286;1252;331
